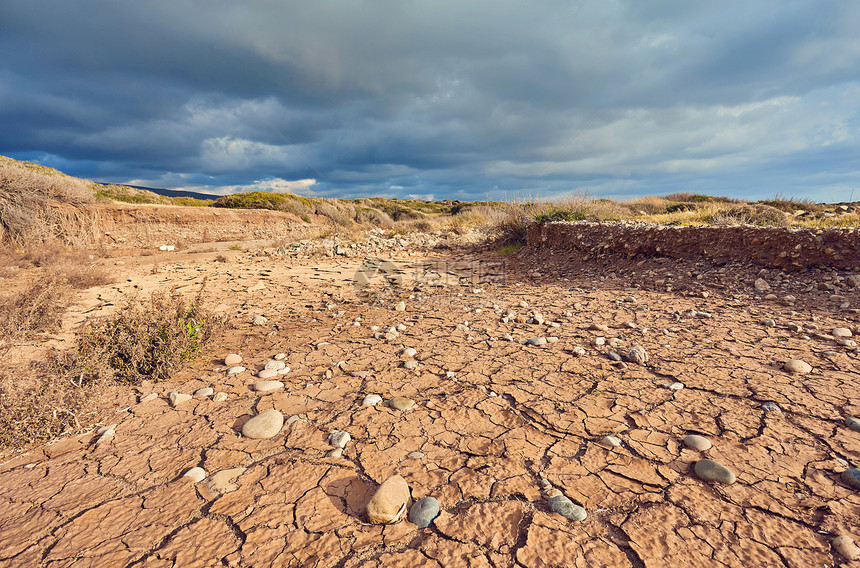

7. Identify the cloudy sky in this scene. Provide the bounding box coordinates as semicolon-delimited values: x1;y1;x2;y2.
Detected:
2;1;858;202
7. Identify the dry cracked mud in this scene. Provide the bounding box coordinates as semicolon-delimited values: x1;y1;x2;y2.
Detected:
2;239;860;567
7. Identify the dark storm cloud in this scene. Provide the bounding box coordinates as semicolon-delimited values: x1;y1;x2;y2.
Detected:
1;1;858;201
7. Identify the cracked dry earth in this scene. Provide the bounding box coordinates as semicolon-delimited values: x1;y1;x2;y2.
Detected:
2;245;860;568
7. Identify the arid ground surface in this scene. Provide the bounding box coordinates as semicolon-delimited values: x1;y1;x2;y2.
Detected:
2;212;860;567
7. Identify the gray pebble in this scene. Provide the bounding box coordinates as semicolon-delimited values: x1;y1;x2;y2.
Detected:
846;417;860;432
527;337;548;346
694;459;736;484
329;430;351;448
607;352;622;362
549;495;587;521
408;496;441;528
762;402;782;413
841;468;860;490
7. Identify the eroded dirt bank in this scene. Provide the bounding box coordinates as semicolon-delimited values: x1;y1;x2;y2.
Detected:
528;222;860;270
1;231;860;567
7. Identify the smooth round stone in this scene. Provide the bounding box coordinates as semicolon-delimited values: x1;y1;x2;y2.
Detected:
265;360;287;371
252;315;268;325
762;401;782;413
833;535;860;561
169;391;192;407
242;409;284;439
607;352;622;362
841;468;860;490
367;475;411;524
327;448;344;458
194;387;214;397
183;467;207;483
600;435;622;448
591;337;605;347
274;353;287;360
833;327;853;338
694;459;736;484
389;397;415;411
549;495;587;521
213;392;228;402
408;497;440;528
226;366;246;375
257;368;278;379
407;451;425;459
224;354;243;366
590;323;609;332
253;380;284;393
683;435;712;451
402;348;417;358
527;337;548;346
403;361;419;369
668;382;685;391
329;430;351;448
784;360;812;374
363;394;382;406
277;366;291;375
394;301;406;311
846;417;860;432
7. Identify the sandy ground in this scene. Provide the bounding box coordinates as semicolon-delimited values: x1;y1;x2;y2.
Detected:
1;236;860;567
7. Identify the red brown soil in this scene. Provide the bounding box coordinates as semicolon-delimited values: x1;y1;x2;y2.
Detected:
1;214;860;567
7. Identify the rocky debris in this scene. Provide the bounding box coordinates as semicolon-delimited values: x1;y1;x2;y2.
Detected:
389;396;415;411
241;409;284;439
183;467;206;483
252;380;284;392
213;392;228;402
683;434;712;451
833;327;853;338
833;535;860;561
194;387;214;397
526;337;548;346
169;391;192;407
408;496;441;528
366;475;411;524
407;451;425;459
841;468;860;490
542;487;587;522
224;354;243;366
762;401;782;413
403;360;419;369
667;382;685;391
846;417;860;432
328;430;351;449
626;345;649;365
264;360;287;371
401;347;417;358
252;315;268;325
94;425;116;446
754;278;771;292
694;459;736;484
784;359;812;374
600;435;622;448
362;394;382;406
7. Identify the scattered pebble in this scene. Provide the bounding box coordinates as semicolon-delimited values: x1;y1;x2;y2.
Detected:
527;337;548;346
548;494;587;522
389;397;415;411
194;387;214;397
362;394;383;406
183;467;206;483
683;434;712;451
783;360;812;374
846;417;860;432
242;409;284;439
264;360;287;371
403;360;419;369
607;352;622;362
402;347;417;358
394;301;406;311
833;327;853;338
833;535;860;561
226;366;246;375
213;392;228;402
409;496;440;528
252;315;268;325
328;430;351;448
366;475;411;524
253;380;284;393
626;345;649;365
694;459;736;484
169;391;192;407
600;435;622;448
762;401;782;413
407;451;425;459
327;448;344;458
841;468;860;490
667;382;685;391
257;368;278;379
224;354;243;366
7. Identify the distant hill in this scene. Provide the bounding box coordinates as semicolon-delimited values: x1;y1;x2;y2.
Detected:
121;185;219;201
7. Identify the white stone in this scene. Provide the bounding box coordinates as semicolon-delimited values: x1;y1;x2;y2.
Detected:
169;391;192;407
363;394;382;406
257;368;278;379
183;467;207;483
253;380;284;393
224;354;242;366
194;387;214;397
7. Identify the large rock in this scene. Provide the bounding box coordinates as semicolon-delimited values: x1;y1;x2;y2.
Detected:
549;495;587;521
626;345;649;365
242;409;284;439
833;535;860;561
366;475;411;524
683;434;712;451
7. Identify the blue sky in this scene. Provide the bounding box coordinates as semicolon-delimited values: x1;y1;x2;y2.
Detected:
1;1;858;202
